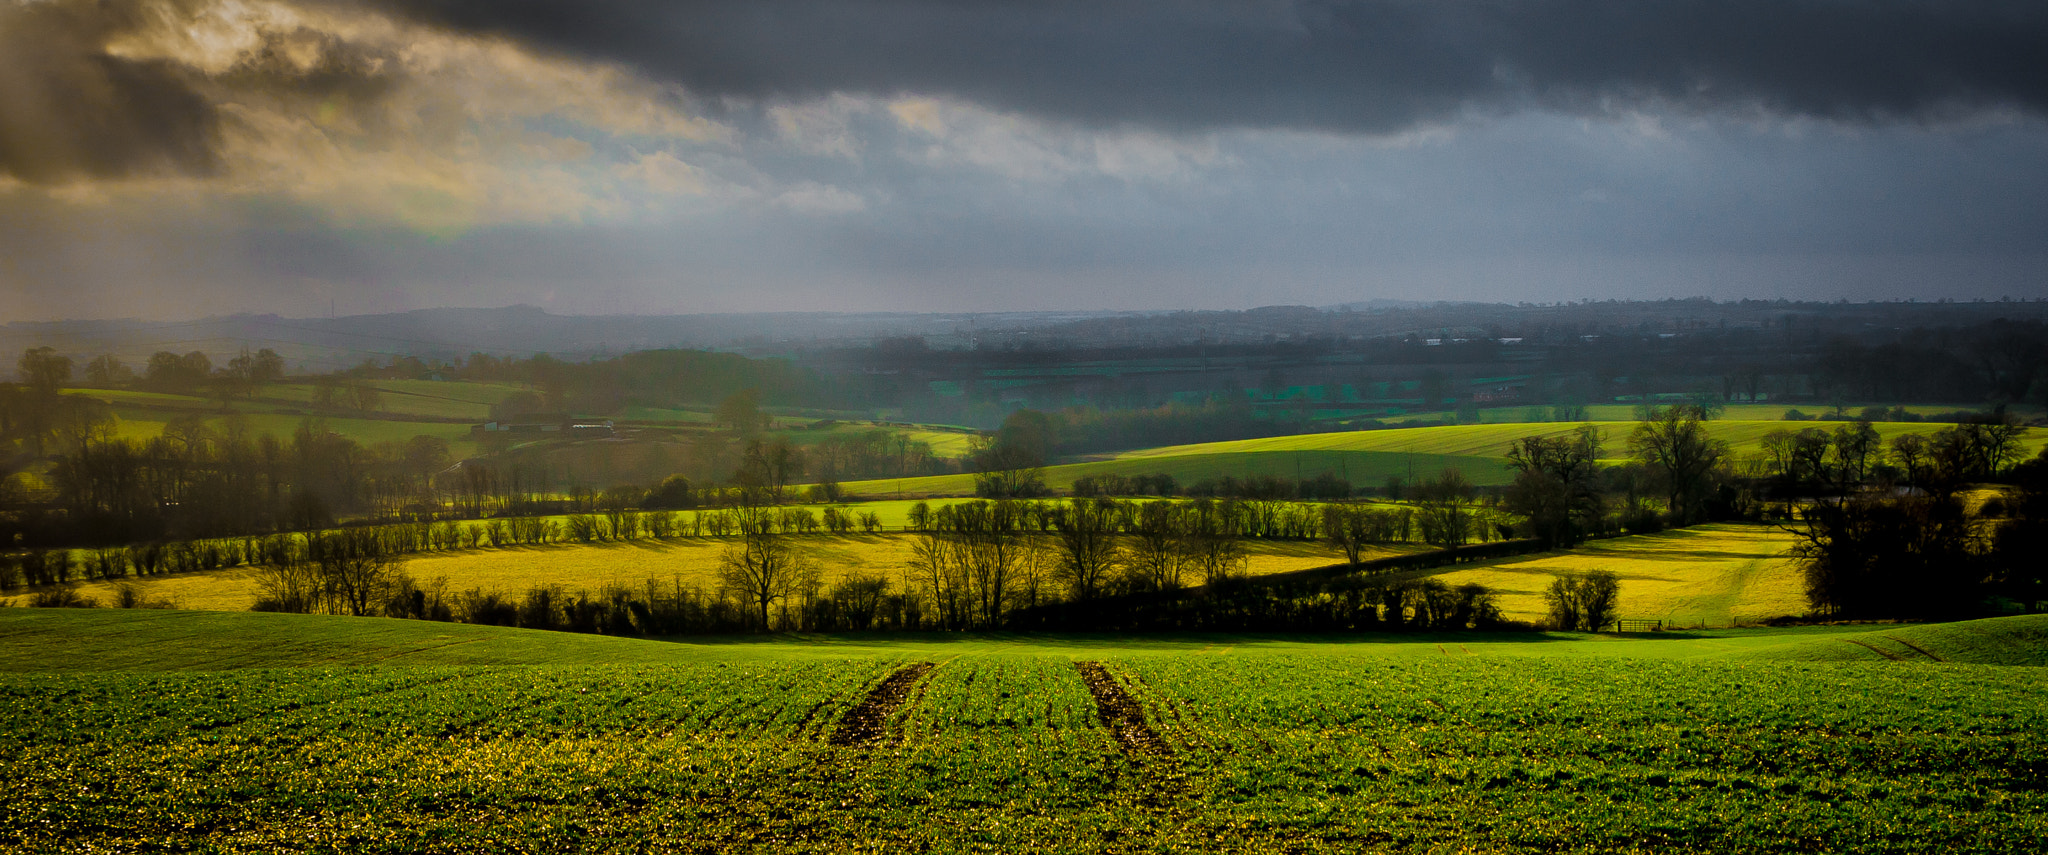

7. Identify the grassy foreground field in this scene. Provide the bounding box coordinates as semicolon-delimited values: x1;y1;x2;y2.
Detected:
1;610;2044;853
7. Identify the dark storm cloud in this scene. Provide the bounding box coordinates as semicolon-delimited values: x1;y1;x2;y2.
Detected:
0;0;406;185
0;1;221;182
363;0;2048;131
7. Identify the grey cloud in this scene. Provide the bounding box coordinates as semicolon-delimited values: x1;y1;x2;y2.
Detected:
363;0;2048;132
0;1;407;185
0;1;221;182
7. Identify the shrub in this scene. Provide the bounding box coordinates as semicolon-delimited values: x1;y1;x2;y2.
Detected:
112;583;177;609
1545;570;1622;631
29;585;97;609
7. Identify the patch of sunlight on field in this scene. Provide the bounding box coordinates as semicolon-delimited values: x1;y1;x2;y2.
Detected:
15;535;1359;613
839;451;1514;497
1104;420;2032;463
1426;523;1808;628
37;567;268;612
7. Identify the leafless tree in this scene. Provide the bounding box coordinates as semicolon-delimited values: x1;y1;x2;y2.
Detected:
1051;497;1121;601
1628;405;1730;525
718;503;809;630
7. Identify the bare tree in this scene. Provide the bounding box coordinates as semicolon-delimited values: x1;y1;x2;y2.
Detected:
1125;500;1189;592
1184;499;1248;584
307;528;401;616
1503;426;1605;546
957;500;1026;627
1323;504;1373;564
718;503;809;630
1414;469;1475;547
971;410;1052;498
1628;405;1730;525
1052;497;1121;601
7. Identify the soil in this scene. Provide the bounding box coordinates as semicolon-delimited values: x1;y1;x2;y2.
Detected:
1075;661;1169;757
827;662;935;747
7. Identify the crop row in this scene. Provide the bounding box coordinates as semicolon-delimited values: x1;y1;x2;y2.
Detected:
2;654;2044;852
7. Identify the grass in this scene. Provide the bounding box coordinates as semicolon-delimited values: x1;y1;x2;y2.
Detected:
0;610;2043;852
1423;523;1810;627
87;393;481;450
4;608;2038;671
0;608;697;671
1739;614;2048;666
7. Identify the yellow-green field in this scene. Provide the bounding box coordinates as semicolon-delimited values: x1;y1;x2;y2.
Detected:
1108;419;2012;461
840;419;2038;498
81;386;486;451
17;534;1371;612
71;382;985;467
1423;523;1807;627
1373;402;2025;426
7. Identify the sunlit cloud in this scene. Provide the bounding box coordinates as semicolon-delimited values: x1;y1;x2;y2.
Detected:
773;181;865;214
883;96;1227;184
2;0;735;233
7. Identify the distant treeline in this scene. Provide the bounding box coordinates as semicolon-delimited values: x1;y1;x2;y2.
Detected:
1784;434;2048;620
1071;472;1358;501
1010;538;1543;632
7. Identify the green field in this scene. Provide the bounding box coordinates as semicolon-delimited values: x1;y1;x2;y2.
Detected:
83;384;487;451
1736;614;2048;666
840;419;2039;498
1;609;2043;852
69;382;987;474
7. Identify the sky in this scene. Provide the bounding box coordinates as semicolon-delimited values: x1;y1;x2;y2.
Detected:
3;0;2047;321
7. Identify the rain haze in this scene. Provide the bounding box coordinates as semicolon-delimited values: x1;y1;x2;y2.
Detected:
3;0;2047;320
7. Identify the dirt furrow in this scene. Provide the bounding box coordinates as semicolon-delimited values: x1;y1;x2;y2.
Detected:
827;662;935;747
1076;661;1169;758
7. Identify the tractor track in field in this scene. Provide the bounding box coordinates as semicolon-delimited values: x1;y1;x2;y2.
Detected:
827;662;935;748
1843;638;1907;661
1883;635;1948;662
1076;661;1170;759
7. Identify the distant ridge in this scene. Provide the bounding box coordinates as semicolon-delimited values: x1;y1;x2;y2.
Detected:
4;299;2043;372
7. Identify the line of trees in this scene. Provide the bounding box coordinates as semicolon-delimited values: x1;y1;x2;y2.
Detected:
27;419;464;546
6;488;1526;634
1788;444;2045;619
